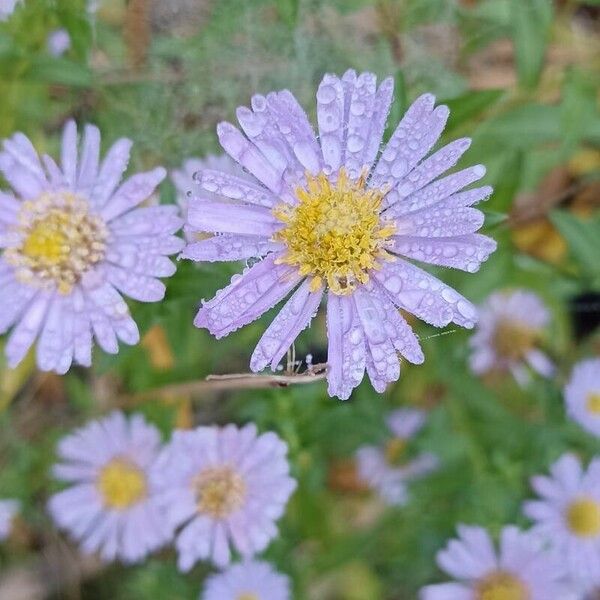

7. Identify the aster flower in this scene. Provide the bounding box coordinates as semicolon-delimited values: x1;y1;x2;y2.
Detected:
184;70;496;400
469;290;554;385
0;0;21;21
0;499;19;540
420;524;566;600
356;408;437;505
151;423;296;571
565;358;600;438
523;453;600;584
0;121;183;373
48;411;173;563
47;28;71;57
201;560;291;600
172;154;249;243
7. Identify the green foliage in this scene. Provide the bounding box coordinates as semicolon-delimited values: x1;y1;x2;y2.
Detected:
0;0;599;598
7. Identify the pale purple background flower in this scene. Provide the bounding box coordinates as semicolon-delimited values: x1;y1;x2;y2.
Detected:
0;121;182;373
565;358;600;437
172;154;249;243
523;453;600;584
0;499;19;540
0;0;21;21
356;408;437;505
184;70;496;400
48;411;174;564
152;423;297;571
47;28;71;57
469;290;554;385
201;560;291;600
420;524;566;599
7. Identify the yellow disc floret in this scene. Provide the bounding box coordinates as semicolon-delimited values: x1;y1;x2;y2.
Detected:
385;437;408;466
5;192;107;294
97;458;147;510
492;320;537;361
476;571;529;600
193;466;246;519
272;169;395;295
586;392;600;415
566;497;600;537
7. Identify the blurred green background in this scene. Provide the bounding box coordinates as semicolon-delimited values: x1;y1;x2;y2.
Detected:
0;0;599;598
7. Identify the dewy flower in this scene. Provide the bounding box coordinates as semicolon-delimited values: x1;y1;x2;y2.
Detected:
185;70;496;400
172;154;249;243
420;524;566;600
48;411;173;563
0;0;21;21
47;28;71;57
356;408;437;505
469;290;554;385
151;423;296;571
201;560;291;600
565;358;600;438
523;453;600;584
0;499;19;540
0;121;182;373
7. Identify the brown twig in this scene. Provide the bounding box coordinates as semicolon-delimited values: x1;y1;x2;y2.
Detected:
124;363;328;404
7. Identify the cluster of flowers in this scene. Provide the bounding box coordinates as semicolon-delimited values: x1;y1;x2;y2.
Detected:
0;60;598;598
44;411;296;599
0;70;496;403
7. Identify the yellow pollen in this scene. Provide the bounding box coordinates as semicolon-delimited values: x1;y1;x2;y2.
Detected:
237;594;259;600
492;319;537;361
586;392;600;415
566;497;600;537
384;437;408;466
97;458;147;510
193;466;246;519
272;169;396;295
5;192;107;294
476;571;529;600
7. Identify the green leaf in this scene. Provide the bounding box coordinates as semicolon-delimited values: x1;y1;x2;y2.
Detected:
442;89;504;132
549;211;600;278
511;0;553;89
24;56;92;87
560;67;600;153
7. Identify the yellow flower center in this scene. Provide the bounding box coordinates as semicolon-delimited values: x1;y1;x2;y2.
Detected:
476;571;529;600
586;392;600;415
193;466;246;519
97;458;147;510
272;169;395;295
384;437;408;466
566;497;600;537
237;594;259;600
492;319;537;361
5;192;107;294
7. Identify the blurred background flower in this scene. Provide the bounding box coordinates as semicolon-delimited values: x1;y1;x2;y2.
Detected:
0;0;599;598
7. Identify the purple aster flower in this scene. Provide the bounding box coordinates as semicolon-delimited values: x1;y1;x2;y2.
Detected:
172;154;250;243
565;358;600;438
47;28;71;57
151;423;296;571
523;454;600;585
0;499;19;540
48;411;173;564
184;70;496;400
420;524;566;600
201;560;291;600
0;0;21;21
0;121;183;373
469;290;554;385
356;408;438;505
